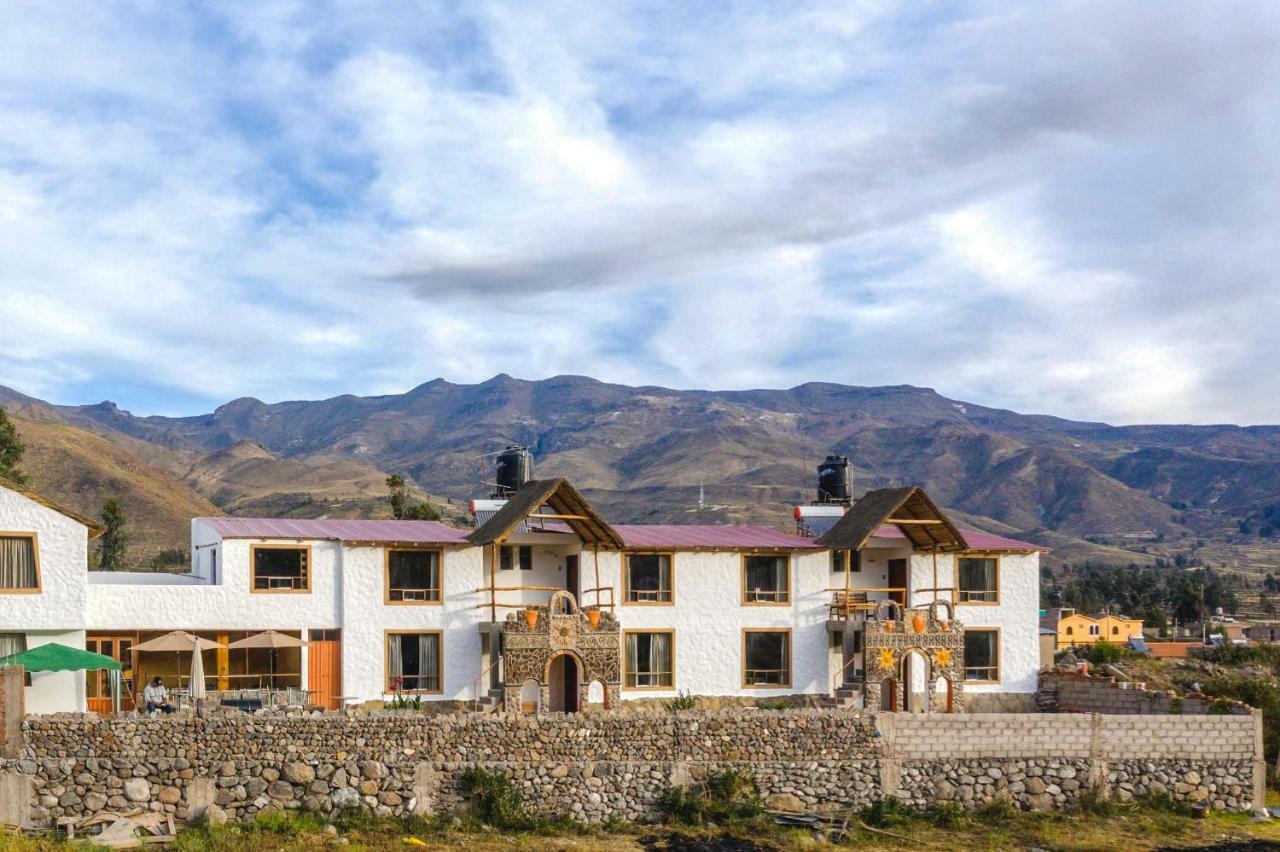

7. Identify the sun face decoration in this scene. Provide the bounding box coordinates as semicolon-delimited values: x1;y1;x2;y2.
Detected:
935;648;952;667
879;648;895;670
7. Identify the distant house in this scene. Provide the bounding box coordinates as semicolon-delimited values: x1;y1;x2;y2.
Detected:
1055;609;1143;647
1146;642;1199;660
1217;623;1248;646
1244;625;1280;643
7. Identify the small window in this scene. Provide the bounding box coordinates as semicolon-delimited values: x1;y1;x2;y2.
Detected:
251;546;309;592
963;630;999;683
387;549;441;603
743;630;791;687
1066;626;1074;636
743;554;790;604
499;545;532;571
625;553;673;603
1112;626;1119;635
957;556;998;603
0;632;25;660
386;632;442;693
0;534;39;592
829;550;861;573
1089;624;1099;636
624;631;674;688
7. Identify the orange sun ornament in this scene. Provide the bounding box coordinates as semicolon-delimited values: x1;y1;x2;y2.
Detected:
935;648;952;667
879;648;895;670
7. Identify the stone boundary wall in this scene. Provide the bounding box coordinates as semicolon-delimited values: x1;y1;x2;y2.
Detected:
0;709;1265;829
1040;671;1253;716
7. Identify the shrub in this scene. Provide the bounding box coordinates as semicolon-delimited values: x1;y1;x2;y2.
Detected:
860;797;922;828
1207;697;1235;715
1084;640;1134;666
756;698;790;711
665;691;696;712
659;768;763;826
458;767;529;831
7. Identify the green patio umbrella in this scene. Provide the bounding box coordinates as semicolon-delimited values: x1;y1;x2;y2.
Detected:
0;643;123;714
0;642;121;672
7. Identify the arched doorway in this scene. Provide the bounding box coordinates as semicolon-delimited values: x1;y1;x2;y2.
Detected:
934;676;954;713
546;652;583;713
901;650;930;714
587;678;608;709
880;678;897;711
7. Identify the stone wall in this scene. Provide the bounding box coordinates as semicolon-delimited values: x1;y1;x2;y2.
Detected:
0;708;1265;829
1040;671;1254;716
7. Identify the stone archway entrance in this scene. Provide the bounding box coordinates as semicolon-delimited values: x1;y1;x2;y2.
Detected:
501;592;621;714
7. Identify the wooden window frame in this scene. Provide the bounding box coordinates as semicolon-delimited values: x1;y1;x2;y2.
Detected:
249;543;312;594
956;553;1000;605
829;549;862;574
622;551;675;606
741;552;791;606
0;532;40;594
622;628;676;689
384;547;443;605
499;544;533;571
384;629;444;695
742;628;792;689
962;627;1000;684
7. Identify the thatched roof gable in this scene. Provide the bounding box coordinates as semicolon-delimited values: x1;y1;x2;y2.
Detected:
467;478;623;548
815;485;967;552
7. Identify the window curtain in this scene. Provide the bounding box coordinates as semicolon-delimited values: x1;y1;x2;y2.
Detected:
648;632;670;685
0;632;25;660
961;558;995;596
625;634;640;686
419;634;438;690
0;536;36;589
387;635;404;689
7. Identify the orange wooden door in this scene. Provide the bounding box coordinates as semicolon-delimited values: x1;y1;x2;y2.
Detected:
308;638;341;710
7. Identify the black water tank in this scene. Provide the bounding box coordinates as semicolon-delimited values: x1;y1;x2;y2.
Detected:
495;446;533;493
817;454;850;503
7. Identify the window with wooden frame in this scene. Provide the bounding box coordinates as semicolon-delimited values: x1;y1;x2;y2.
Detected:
624;630;674;688
385;548;442;603
743;629;791;687
385;631;442;693
957;555;999;604
499;545;533;571
963;629;999;683
624;552;673;604
250;544;310;592
0;533;39;593
742;553;790;604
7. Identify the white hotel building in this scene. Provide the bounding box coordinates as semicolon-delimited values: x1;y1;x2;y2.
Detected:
0;459;1045;716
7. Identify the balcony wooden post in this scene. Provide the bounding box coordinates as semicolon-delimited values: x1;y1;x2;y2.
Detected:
490;542;498;622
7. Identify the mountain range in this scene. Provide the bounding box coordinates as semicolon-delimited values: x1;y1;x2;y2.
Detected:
4;375;1279;570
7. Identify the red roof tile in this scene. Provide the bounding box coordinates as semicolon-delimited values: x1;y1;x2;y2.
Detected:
196;517;469;544
612;524;821;550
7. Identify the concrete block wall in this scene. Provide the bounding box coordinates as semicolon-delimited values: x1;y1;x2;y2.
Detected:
1041;671;1251;716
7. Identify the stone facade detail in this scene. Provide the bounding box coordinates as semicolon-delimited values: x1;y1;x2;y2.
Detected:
501;591;622;713
863;601;965;713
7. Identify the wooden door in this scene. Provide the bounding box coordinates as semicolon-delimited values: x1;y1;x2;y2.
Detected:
565;555;580;601
86;637;134;714
887;559;908;606
308;634;341;710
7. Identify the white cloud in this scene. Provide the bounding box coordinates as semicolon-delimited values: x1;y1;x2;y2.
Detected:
0;1;1277;423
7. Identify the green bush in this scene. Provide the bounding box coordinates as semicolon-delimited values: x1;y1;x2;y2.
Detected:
860;796;922;828
756;698;790;711
458;767;530;830
659;768;763;826
1084;640;1135;666
665;691;696;712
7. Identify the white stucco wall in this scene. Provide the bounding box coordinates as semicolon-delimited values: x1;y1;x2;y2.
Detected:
23;629;88;713
340;544;485;703
0;486;90;632
608;550;831;700
907;550;1041;695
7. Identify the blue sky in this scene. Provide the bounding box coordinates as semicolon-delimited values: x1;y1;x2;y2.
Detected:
1;2;1278;423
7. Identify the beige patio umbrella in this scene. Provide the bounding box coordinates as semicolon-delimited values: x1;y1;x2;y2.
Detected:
132;631;226;691
226;631;304;690
189;637;207;701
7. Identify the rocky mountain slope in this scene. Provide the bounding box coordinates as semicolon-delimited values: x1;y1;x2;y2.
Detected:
5;374;1280;568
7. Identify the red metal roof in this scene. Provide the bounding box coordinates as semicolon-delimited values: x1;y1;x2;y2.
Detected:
196;517;470;544
612;524;820;550
870;524;1046;552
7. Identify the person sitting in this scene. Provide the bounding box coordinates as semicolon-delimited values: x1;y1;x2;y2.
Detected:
143;677;175;715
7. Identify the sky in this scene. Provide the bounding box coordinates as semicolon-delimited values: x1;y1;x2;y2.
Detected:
1;2;1278;425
